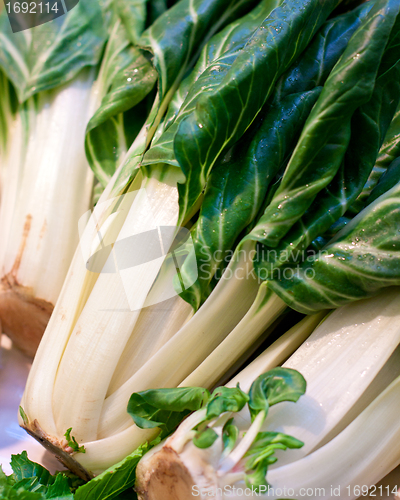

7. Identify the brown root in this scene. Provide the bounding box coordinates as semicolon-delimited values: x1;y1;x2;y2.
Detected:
0;274;53;357
135;447;196;500
21;419;93;481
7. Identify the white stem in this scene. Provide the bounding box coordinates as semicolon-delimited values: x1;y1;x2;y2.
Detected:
180;284;286;389
0;71;95;303
218;411;265;475
97;242;260;437
227;311;327;392
257;287;400;466
52;173;181;442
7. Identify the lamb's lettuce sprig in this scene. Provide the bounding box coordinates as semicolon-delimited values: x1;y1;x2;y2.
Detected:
128;368;305;491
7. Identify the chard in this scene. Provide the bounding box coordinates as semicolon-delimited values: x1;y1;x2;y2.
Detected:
19;0;341;476
135;288;400;498
0;0;109;356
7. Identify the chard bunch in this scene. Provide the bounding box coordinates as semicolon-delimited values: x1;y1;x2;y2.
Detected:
18;0;400;491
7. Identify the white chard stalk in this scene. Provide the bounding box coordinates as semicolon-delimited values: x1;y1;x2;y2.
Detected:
0;71;96;356
19;153;291;476
135;288;400;499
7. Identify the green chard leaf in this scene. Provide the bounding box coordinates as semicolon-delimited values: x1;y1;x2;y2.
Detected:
248;0;400;251
368;156;400;203
115;0;147;45
255;30;400;279
127;387;210;436
85;15;157;186
143;0;281;166
109;0;259;195
177;2;371;309
248;368;306;421
350;101;400;214
173;0;340;224
268;179;400;313
0;0;108;102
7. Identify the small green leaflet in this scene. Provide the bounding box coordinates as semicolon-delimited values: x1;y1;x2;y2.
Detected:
244;432;303;492
193;427;219;449
248;368;306;421
127;387;210;436
64;429;86;454
221;418;239;458
205;386;249;421
0;0;108;102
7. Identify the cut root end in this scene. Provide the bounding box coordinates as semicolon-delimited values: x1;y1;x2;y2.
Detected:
0;274;53;357
136;447;196;500
21;419;93;481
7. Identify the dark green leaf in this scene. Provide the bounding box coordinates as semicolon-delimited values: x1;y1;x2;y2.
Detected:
0;0;108;102
143;0;280;167
268;180;400;312
174;0;340;223
249;0;400;250
178;2;371;309
248;368;306;420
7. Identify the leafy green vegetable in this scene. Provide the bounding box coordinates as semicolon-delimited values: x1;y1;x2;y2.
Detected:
205;385;249;420
107;0;259;195
0;453;78;500
250;0;400;251
143;0;281;167
74;440;157;500
255;37;400;279
174;0;340;223
268;179;400;313
177;2;370;308
85;17;157;186
0;0;108;102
